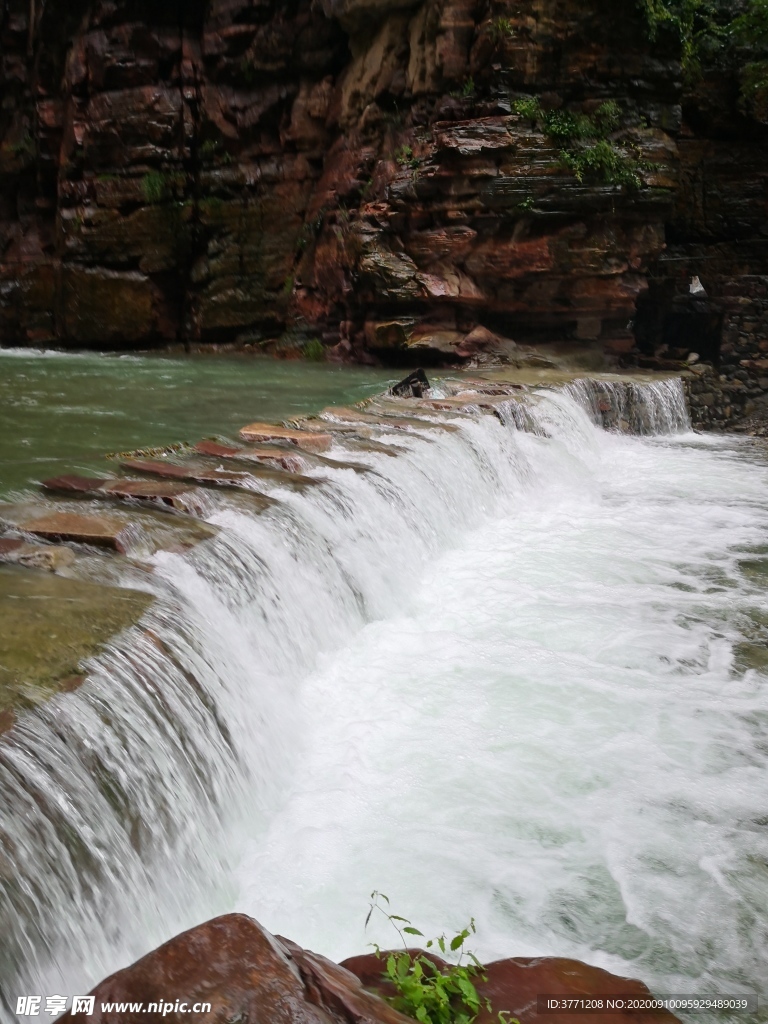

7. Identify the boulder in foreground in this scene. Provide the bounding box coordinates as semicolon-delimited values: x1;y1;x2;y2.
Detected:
59;914;682;1024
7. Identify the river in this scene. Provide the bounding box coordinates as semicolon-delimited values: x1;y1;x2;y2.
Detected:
0;352;766;1019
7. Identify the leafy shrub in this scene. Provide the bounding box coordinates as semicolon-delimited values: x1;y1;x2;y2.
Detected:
514;97;543;122
303;338;326;361
395;145;419;168
733;0;768;116
560;139;646;189
142;171;169;204
365;893;518;1024
513;96;647;189
488;17;515;43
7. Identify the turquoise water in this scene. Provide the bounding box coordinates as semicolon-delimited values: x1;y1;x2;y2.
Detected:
0;350;397;495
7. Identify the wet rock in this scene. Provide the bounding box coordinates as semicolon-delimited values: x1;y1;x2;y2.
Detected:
0;538;76;572
194;440;307;474
239;423;333;453
0;501;217;557
119;458;274;496
341;952;683;1024
42;474;207;514
0;565;152;719
14;510;133;552
60;916;683;1024
59;914;413;1024
323;404;458;431
390;368;431;398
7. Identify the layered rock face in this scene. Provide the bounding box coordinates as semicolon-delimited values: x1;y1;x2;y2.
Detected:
0;0;764;367
57;913;683;1024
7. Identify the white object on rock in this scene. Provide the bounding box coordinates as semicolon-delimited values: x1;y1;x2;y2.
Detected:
687;352;700;364
689;276;707;296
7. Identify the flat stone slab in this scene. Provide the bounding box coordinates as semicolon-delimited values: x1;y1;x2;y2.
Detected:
238;422;332;453
120;458;273;496
16;510;132;552
42;474;208;514
194;440;306;474
0;564;153;729
0;501;217;557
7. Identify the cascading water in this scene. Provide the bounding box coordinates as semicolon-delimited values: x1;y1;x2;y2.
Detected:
1;378;767;1018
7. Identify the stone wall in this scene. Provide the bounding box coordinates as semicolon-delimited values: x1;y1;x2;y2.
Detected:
683;364;751;432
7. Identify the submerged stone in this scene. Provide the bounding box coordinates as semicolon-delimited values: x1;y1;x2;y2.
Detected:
0;564;152;727
0;538;76;572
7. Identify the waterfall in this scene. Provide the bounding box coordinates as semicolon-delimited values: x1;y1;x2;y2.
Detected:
5;377;765;1012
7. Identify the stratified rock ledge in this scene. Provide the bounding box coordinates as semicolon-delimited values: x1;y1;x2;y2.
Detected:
59;914;682;1024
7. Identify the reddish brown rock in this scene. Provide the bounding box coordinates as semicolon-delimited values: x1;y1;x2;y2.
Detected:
0;0;765;403
119;459;269;492
239;423;333;453
16;511;131;552
58;915;413;1024
341;952;682;1024
42;474;205;512
57;916;683;1024
194;440;306;474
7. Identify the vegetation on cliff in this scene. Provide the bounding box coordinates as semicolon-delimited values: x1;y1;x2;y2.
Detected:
640;0;768;114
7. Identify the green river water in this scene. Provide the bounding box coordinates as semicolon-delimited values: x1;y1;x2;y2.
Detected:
0;349;398;496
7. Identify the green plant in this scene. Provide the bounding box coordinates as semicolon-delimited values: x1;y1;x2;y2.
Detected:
303;338;326;361
200;139;219;161
9;132;35;159
637;0;723;76
461;76;476;98
395;144;419;168
513;97;543;122
514;96;647;189
517;193;535;211
733;0;768;116
541;109;594;141
365;893;514;1024
560;139;647;189
142;171;169;204
488;16;515;43
240;58;258;85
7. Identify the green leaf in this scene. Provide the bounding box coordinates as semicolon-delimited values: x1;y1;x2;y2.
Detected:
403;926;424;936
438;936;446;953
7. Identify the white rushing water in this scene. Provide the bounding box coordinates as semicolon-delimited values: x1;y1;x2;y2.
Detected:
1;379;767;1018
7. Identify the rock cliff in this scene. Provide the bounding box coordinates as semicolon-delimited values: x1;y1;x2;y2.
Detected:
1;0;766;373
